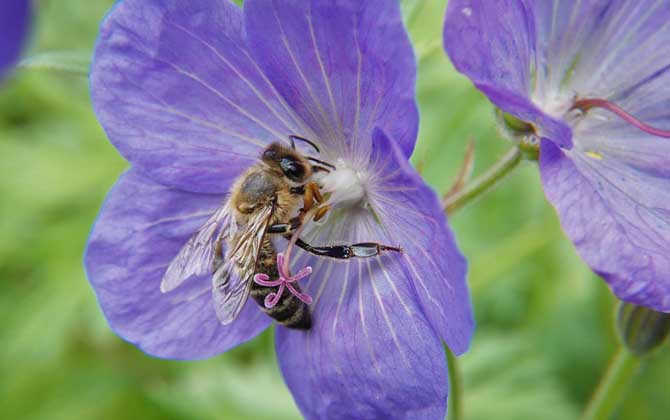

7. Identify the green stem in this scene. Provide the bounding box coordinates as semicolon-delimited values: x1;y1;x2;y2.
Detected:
443;147;523;215
18;51;90;77
446;348;463;420
581;348;642;420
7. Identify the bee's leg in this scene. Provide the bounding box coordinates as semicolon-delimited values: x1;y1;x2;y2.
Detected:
267;217;302;234
313;205;329;221
290;185;305;195
293;238;402;259
303;183;315;211
290;182;322;200
293;182;325;221
308;182;324;203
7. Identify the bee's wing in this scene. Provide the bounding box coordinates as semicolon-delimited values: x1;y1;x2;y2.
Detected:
212;202;275;325
160;203;233;293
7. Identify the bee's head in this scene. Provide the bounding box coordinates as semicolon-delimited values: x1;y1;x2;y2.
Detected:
261;142;311;183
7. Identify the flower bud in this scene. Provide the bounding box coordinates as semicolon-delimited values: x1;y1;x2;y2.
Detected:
617;302;670;356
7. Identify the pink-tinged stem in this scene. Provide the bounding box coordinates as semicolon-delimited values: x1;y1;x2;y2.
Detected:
574;98;670;138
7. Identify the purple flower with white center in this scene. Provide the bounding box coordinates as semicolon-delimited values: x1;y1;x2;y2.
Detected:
0;0;30;79
444;0;670;312
85;0;474;417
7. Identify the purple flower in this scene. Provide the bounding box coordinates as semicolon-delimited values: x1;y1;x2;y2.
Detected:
444;0;670;312
85;0;474;417
0;0;30;79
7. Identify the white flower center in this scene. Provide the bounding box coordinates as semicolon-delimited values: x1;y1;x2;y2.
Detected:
317;158;368;209
537;92;574;120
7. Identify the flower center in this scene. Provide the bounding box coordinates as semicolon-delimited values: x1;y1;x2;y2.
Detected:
316;158;369;209
498;93;670;160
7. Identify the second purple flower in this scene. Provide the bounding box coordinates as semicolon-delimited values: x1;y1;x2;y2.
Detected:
445;0;670;312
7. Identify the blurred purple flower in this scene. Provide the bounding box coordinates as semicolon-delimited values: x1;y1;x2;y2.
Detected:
0;0;30;79
85;0;474;417
444;0;670;312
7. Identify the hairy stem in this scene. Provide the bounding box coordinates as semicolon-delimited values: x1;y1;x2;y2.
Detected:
581;348;641;420
446;348;463;420
443;147;523;215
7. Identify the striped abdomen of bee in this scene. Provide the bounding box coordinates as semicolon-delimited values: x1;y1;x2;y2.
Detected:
251;237;311;329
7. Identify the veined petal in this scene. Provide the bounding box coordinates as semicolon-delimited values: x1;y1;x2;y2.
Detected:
244;0;418;162
274;130;472;418
84;170;271;359
541;1;670;108
276;215;449;420
0;0;30;78
540;139;670;312
529;1;616;100
91;0;302;193
367;129;474;353
574;102;670;178
443;0;573;148
444;0;533;99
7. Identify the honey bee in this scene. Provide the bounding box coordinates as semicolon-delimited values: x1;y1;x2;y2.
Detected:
160;136;401;330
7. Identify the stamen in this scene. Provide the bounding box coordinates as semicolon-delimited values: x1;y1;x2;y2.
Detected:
253;253;313;308
572;98;670;138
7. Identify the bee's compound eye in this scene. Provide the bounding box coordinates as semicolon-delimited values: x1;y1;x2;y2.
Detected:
280;158;306;182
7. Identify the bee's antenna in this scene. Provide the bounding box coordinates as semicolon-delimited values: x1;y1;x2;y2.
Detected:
289;135;320;154
307;156;336;170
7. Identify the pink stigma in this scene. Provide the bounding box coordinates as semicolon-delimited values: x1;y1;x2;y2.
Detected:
573;98;670;138
253;253;313;309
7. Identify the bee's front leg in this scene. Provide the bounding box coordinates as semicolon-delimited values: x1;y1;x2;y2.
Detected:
290;182;329;222
290;185;305;195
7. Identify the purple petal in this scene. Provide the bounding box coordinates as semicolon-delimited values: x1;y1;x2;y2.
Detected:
90;0;301;193
539;139;670;312
443;0;572;149
84;170;271;359
274;130;473;418
0;0;30;79
276;227;450;419
367;129;474;353
444;0;533;99
531;1;670;106
244;0;418;159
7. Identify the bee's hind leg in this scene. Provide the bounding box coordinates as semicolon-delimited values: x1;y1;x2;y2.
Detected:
293;238;402;259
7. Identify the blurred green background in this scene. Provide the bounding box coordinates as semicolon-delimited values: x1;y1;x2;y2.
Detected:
1;0;668;419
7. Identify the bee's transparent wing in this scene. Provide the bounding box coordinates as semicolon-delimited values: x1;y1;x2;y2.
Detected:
212;203;274;325
160;203;233;293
